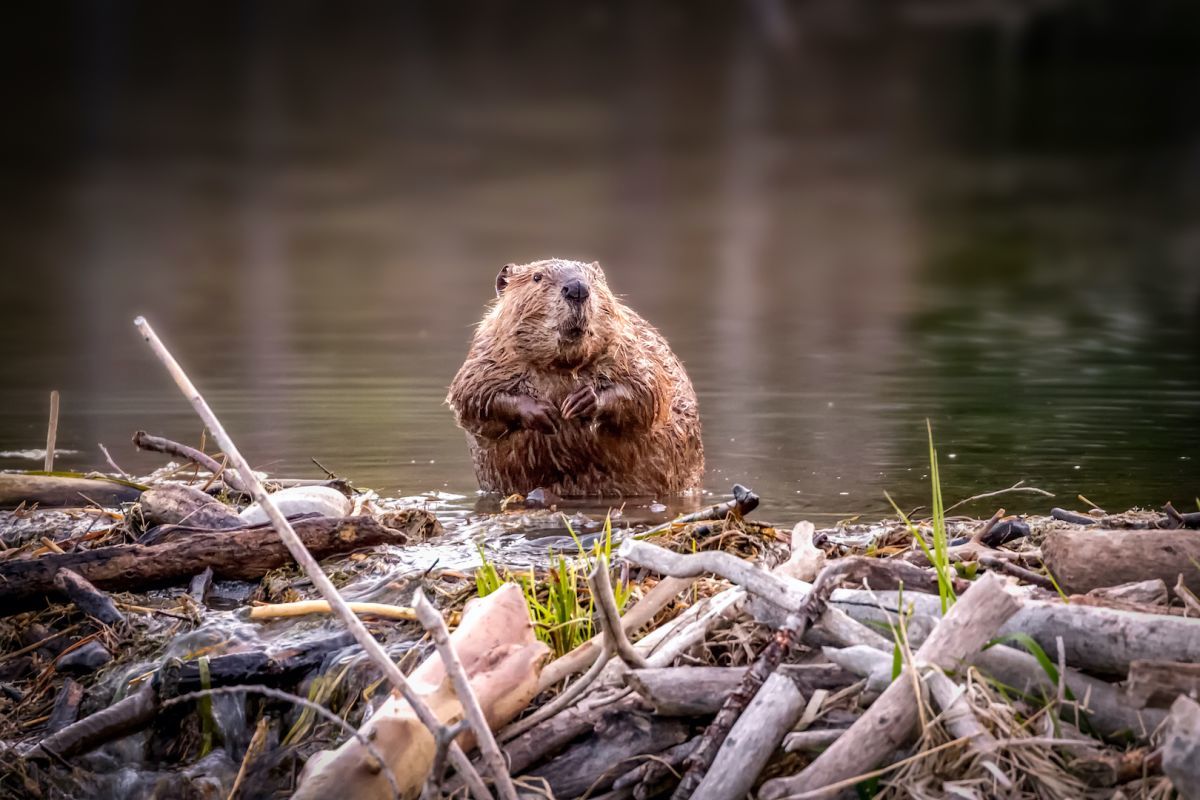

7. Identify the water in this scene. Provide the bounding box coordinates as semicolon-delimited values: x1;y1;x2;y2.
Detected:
2;2;1198;523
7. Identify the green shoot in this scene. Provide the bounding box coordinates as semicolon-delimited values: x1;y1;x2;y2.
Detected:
197;656;214;756
1043;566;1070;604
883;420;957;613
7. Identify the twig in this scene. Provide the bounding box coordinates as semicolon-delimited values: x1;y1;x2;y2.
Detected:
132;317;488;800
635;484;759;539
45;391;60;472
979;555;1056;591
943;480;1052;514
97;443;132;480
589;556;648;669
131;430;249;494
772;736;972;799
413;589;519;800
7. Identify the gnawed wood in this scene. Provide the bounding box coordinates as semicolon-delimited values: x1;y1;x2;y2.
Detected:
0;513;433;610
760;573;1019;800
295;584;549;800
0;473;144;509
1125;660;1200;709
138;483;240;529
1042;528;1200;595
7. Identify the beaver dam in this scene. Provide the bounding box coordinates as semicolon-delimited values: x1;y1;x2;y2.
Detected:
0;322;1196;800
3;441;1200;798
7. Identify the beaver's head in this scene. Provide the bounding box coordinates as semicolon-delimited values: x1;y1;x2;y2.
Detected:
486;259;620;368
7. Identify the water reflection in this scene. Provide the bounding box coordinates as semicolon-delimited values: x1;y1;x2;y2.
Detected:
0;2;1197;521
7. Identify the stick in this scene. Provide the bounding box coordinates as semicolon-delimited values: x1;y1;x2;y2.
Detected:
759;573;1019;799
537;576;693;691
132;317;487;800
978;555;1057;591
132;430;249;493
636;484;759;539
943;480;1053;514
98;443;132;480
45;390;59;472
249;601;420;623
413;589;519;800
589;555;648;669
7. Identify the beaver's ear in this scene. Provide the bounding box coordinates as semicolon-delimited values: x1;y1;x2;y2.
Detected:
495;264;514;297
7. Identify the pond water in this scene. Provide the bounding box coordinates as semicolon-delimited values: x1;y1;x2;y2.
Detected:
2;3;1198;524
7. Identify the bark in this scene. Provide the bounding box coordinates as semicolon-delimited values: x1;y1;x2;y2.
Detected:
1042;528;1200;595
53;569;124;627
523;709;692;799
0;473;143;509
1163;696;1200;800
1125;660;1200;709
0;513;432;610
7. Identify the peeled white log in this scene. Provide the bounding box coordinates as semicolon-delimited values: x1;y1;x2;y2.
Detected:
294;584;549;800
239;485;351;525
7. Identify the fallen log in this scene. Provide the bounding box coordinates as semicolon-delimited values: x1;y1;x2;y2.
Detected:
759;573;1019;800
830;588;1200;676
295;584;549;800
523;708;692;799
689;671;805;800
0;513;434;610
137;483;241;529
1042;528;1200;595
0;473;144;509
624;665;853;717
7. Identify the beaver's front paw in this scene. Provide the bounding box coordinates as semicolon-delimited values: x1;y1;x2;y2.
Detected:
514;396;560;434
561;385;599;421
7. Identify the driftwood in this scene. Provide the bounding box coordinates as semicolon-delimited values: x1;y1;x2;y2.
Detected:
502;694;646;776
0;514;431;609
624;665;853;716
45;678;84;734
1042;528;1200;595
830;621;1166;740
52;569;124;626
32;634;356;760
132;429;248;493
295;584;549;800
759;573;1019;799
1125;660;1200;709
672;563;850;800
688;672;804;800
412;589;518;800
1163;696;1200;799
0;473;144;509
830;588;1200;675
137;483;241;529
1052;504;1200;530
523;708;692;799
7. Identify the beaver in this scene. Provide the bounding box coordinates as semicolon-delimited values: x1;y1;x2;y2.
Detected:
447;259;704;497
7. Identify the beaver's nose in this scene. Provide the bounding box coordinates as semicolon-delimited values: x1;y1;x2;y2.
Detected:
562;279;589;303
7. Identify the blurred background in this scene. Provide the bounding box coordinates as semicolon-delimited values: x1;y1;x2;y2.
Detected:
1;0;1198;518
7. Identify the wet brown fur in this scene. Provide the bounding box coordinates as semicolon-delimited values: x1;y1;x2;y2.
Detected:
447;259;704;497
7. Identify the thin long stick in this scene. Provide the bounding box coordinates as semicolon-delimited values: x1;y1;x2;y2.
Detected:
45;391;60;472
413;590;519;800
249;600;420;623
133;317;489;800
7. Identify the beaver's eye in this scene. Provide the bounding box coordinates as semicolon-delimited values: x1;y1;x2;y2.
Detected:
532;273;543;283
